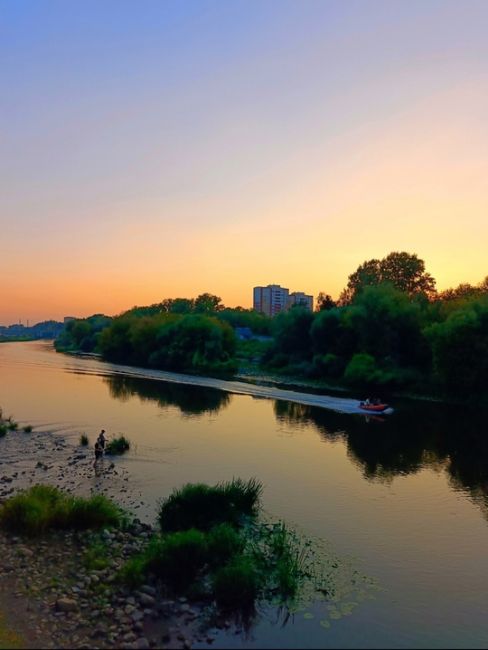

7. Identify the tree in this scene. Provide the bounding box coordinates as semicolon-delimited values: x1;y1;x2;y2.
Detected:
380;252;436;297
340;252;436;304
426;298;488;396
194;293;224;313
316;293;337;311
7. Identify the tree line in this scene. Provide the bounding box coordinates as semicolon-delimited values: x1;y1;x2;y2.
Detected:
55;252;488;400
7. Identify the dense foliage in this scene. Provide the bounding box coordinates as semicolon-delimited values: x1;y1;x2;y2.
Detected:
266;254;488;400
53;255;488;400
55;314;112;353
98;312;237;374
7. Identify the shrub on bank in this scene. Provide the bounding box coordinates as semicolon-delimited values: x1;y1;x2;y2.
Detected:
0;424;7;437
0;485;124;535
23;425;33;433
105;435;130;455
80;433;89;446
158;478;262;532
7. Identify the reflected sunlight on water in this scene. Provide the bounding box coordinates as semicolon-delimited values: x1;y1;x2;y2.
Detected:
2;341;488;648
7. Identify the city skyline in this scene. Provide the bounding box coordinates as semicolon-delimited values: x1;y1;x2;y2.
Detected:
2;0;488;324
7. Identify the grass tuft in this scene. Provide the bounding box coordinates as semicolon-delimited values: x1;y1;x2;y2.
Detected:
79;433;89;446
0;425;7;438
0;485;124;536
23;425;33;433
158;478;262;532
105;435;130;455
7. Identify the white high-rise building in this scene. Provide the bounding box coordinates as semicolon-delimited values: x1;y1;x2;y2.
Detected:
253;285;289;317
253;285;313;316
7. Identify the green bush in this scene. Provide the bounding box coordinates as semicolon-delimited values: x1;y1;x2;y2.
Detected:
0;424;7;437
0;485;124;535
158;478;262;532
6;420;18;431
105;435;130;455
343;353;378;386
212;555;261;609
79;433;89;446
207;523;244;566
128;529;208;590
23;425;33;433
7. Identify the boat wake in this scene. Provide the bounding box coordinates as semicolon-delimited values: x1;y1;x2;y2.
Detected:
63;356;392;416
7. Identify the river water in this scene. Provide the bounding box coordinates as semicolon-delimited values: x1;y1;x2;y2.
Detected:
1;340;488;648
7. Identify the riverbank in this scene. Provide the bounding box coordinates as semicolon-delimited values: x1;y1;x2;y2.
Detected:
0;427;210;649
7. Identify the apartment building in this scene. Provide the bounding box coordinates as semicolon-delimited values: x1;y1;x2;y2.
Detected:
288;291;313;311
253;285;313;316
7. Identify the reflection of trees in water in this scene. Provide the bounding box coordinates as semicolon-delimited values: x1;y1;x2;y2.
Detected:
105;375;231;416
273;399;488;515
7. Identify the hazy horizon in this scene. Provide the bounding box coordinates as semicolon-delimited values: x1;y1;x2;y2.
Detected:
2;0;488;324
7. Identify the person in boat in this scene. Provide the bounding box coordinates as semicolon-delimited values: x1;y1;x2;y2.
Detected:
364;397;371;405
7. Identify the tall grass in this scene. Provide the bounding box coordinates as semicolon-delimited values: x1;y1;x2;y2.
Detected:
23;425;33;433
105;435;130;455
0;485;124;535
158;478;262;532
0;424;7;438
79;433;89;446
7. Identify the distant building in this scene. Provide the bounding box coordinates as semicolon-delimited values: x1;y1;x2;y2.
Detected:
288;292;313;311
253;285;289;317
253;285;313;316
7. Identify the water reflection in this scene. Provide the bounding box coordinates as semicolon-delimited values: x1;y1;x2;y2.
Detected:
274;399;488;515
105;375;231;417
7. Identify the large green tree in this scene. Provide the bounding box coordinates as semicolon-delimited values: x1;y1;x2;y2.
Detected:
340;252;436;304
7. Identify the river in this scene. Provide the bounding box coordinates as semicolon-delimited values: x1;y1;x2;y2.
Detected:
1;340;488;648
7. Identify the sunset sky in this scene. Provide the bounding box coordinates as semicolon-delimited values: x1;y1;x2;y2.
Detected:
2;0;488;325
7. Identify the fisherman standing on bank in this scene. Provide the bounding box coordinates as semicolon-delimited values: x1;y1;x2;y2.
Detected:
97;429;106;452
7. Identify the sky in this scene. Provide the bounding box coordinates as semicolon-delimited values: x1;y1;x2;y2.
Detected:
1;0;488;324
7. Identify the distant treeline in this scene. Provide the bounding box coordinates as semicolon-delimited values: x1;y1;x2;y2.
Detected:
55;294;270;375
0;320;64;341
55;254;488;399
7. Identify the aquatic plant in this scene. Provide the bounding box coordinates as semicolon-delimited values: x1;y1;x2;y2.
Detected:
105;435;130;455
158;477;262;532
0;424;7;437
79;433;89;446
0;485;124;535
212;554;261;609
23;425;33;433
